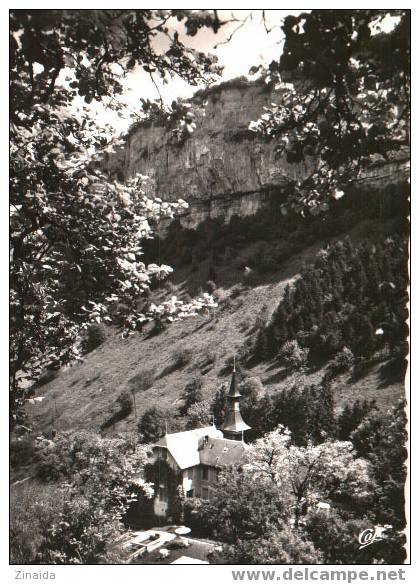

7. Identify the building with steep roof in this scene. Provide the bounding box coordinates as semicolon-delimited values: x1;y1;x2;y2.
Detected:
151;365;251;518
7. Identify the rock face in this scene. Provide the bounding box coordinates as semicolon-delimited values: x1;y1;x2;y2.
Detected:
103;79;409;228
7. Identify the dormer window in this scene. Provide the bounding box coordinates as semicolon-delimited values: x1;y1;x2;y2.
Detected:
198;435;209;450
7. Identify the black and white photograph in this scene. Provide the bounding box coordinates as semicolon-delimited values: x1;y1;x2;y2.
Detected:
9;5;410;574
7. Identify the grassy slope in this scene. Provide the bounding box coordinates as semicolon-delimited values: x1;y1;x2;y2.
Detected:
26;219;406;435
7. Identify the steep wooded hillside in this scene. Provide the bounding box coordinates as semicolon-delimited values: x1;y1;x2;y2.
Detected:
26;185;408;436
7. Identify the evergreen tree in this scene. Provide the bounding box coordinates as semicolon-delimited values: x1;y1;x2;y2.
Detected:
179;376;204;416
266;388;298;444
265;325;278;359
138;407;168;443
337;399;377;441
304;377;335;444
253;238;408;365
351;401;407;530
211;384;227;427
294;314;305;335
359;315;376;356
254;328;268;361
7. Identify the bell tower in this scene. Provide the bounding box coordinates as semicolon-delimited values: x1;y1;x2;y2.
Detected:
220;360;251;441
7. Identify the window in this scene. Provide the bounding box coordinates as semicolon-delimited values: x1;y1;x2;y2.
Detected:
202;466;209;481
186;489;194;498
201;487;209;500
158;486;166;500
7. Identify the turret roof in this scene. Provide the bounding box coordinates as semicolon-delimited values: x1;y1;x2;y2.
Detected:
221;365;251;436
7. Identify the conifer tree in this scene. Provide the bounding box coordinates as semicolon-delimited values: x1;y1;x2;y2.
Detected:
212;384;227;428
180;376;204;416
338;399;377;441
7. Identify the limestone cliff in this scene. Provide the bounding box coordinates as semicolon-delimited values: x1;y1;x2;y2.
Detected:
102;78;409;228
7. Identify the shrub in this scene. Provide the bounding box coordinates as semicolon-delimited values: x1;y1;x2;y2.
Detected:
183;498;214;538
221;296;233;311
81;324;107;354
101;390;134;430
213;288;228;303
151;315;167;335
329;346;355;375
242;265;258;286
233;247;257;271
117;390;133;415
11;430;156;563
129;369;155;393
230;284;243;299
172;348;193;369
234;298;244;309
204;349;217;365
206;280;217;293
10;435;37;471
279;340;309;370
10;482;63;564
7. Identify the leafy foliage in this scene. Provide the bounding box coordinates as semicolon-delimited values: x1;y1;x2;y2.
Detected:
10;9;221;425
279;340;309;369
127;97;208;146
351;400;407;529
258;379;336;446
179;375;204;416
190;424;406;564
305;509;405;564
11;482;63;564
249;10;410;214
246;428;371;526
11;431;152;563
128;368;155;393
137;406;183;443
185;399;212;430
216;525;322;565
172;348;193;369
185;465;287;543
138;407;167;443
80;324;107;354
337;398;377;441
328;346;355;375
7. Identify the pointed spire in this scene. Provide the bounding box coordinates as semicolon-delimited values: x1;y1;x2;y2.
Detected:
227;366;242;398
221;361;251;441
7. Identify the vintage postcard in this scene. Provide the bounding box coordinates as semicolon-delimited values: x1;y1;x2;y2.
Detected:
7;4;413;583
